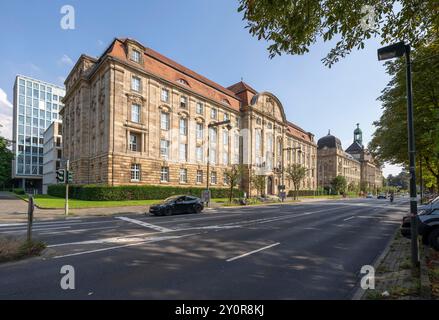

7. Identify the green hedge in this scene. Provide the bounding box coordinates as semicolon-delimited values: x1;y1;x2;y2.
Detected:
12;188;25;195
47;184;243;201
287;190;320;197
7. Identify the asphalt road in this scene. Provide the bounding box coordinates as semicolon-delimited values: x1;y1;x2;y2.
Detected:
0;197;408;299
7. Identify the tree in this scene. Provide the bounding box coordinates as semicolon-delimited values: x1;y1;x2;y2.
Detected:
238;0;439;67
223;164;244;203
250;170;266;197
285;164;307;200
331;175;347;195
0;136;13;190
348;181;359;193
369;39;439;191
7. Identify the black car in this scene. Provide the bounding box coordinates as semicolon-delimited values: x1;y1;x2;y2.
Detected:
400;209;439;251
149;195;204;216
377;193;387;199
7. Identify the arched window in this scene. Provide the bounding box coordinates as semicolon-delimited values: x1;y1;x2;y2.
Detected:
176;78;190;86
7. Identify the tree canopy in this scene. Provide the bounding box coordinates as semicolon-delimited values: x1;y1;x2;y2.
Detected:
368;38;439;190
238;0;438;66
0;136;13;188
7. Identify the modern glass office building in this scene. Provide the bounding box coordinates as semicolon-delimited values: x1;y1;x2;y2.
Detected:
12;75;65;193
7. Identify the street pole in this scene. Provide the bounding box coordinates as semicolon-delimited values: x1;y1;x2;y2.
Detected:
65;160;69;216
405;45;419;267
206;128;210;208
419;156;423;204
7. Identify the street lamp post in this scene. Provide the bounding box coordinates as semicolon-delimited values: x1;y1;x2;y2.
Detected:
206;120;231;207
378;41;419;267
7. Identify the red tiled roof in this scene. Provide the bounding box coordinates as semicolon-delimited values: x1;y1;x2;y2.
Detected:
227;81;257;95
107;38;241;111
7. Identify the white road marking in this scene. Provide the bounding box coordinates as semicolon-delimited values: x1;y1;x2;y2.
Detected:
39;226;115;235
0;226;71;234
226;242;280;262
116;216;172;232
0;220;84;228
53;233;198;259
343;216;355;221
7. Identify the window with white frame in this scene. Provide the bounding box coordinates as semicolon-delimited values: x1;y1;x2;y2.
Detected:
211;171;217;184
160;112;170;130
160;139;170;159
223;113;229;121
179;143;187;161
209;127;217;164
131;104;140;123
160;167;169;182
179;118;188;136
196;123;204;139
179;168;188;183
131;76;141;92
223;130;229;146
131;50;141;63
161;88;169;103
129;133;139;152
196;170;203;183
255;129;262;166
223;174;229;185
196;102;203;114
130;164;140;181
210;108;217;119
196;146;203;162
234;133;240;164
223;150;229;165
180;96;187;108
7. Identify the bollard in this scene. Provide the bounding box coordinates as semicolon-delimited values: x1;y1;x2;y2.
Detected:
27;196;34;242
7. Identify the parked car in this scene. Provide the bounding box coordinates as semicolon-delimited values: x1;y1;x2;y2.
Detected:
366;193;374;198
377;193;387;199
401;208;439;251
148;195;204;216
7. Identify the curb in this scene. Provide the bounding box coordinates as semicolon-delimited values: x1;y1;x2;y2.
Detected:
351;227;400;300
420;245;432;299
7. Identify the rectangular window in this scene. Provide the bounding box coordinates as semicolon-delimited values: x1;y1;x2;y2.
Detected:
196;146;203;162
131;76;141;92
179;143;187;161
234;133;240;164
160;139;170;159
179;169;187;183
129;133;139;152
211;171;217;184
130;164;140;181
131;104;140;123
196;102;203;114
131;50;141;63
180;96;187;108
161;89;169;102
196;170;203;183
179;118;187;136
223;130;229;146
160;167;169;182
210;108;217;119
196;123;203;139
223;113;229;121
224;174;229;185
160;112;170;130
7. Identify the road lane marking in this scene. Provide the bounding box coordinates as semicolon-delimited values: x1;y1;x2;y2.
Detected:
38;226;115;235
343;216;355;221
0;226;71;234
116;216;172;232
226;242;280;262
52;233;199;259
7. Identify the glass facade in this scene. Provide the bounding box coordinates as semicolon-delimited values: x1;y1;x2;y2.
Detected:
14;76;65;179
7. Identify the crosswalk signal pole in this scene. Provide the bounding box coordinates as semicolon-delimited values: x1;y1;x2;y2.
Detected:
65;160;69;216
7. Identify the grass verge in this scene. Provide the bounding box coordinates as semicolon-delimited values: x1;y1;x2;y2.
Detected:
0;236;46;263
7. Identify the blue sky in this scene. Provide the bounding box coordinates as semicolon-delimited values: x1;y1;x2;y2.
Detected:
0;0;402;176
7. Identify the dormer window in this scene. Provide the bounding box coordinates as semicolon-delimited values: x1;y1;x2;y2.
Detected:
131;49;141;63
222;98;231;105
177;78;190;86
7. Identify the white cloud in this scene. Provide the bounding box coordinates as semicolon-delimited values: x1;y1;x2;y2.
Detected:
0;88;13;140
382;163;404;177
59;54;74;66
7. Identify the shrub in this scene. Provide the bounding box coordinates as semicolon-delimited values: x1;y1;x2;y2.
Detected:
48;184;243;201
12;188;25;195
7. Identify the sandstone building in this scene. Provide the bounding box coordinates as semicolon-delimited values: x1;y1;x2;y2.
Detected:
317;124;383;193
61;38;317;195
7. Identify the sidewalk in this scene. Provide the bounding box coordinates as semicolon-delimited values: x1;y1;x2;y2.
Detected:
361;230;437;300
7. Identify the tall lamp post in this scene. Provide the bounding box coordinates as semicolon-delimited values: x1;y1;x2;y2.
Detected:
378;41;419;267
206;120;231;207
